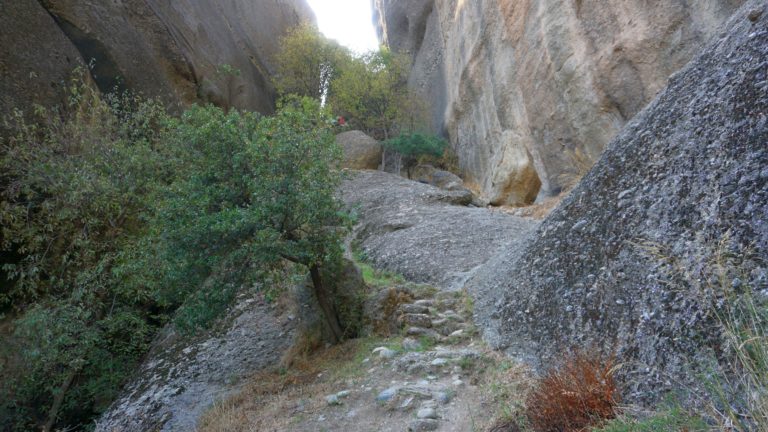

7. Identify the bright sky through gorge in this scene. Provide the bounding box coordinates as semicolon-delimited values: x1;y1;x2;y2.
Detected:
307;0;380;53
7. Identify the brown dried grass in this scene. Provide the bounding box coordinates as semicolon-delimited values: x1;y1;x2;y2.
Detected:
196;338;377;432
525;351;620;432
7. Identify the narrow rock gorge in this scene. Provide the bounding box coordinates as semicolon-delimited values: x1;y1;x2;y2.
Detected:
374;0;745;204
1;0;766;430
473;0;768;404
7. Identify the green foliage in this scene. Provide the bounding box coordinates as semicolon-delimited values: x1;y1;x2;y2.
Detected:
594;406;707;431
274;25;427;140
352;246;404;288
383;133;447;158
0;71;170;431
382;133;448;176
273;23;350;100
1;71;350;430
129;96;348;332
0;74;169;310
328;49;422;139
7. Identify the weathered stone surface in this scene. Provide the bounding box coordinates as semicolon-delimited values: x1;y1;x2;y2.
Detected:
95;257;364;431
374;0;744;204
341;170;536;290
0;0;86;131
337;130;383;170
410;164;467;192
2;0;313;117
94;295;294;432
473;0;767;405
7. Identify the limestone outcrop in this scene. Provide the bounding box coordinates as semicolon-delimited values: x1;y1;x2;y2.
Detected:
337;130;383;170
1;0;314;117
468;0;767;404
374;0;745;204
342;170;536;291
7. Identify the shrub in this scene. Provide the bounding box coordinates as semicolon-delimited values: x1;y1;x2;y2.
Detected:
0;71;170;431
525;350;620;432
129;96;351;340
0;76;352;430
595;405;707;431
382;133;448;177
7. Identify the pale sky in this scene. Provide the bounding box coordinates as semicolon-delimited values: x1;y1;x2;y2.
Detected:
306;0;380;53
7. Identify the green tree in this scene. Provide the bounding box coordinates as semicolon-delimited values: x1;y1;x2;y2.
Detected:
133;96;353;341
273;23;351;100
328;48;422;140
0;72;354;430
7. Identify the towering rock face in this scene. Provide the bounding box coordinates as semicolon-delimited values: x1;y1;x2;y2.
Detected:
469;0;767;404
1;0;314;117
374;0;745;204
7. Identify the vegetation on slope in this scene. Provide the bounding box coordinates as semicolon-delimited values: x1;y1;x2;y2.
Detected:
0;71;350;430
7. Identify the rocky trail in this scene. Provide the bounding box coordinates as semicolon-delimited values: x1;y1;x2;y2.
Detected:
196;279;529;432
96;169;536;432
190;170;540;432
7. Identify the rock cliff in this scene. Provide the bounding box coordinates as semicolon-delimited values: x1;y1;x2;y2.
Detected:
1;0;313;117
469;0;767;404
374;0;745;204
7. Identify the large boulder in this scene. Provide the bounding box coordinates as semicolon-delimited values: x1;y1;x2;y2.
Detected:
0;0;314;118
374;0;745;204
470;0;767;405
341;170;536;291
337;130;384;170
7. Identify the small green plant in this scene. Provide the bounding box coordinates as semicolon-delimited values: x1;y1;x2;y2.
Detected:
703;241;768;431
382;133;448;178
459;356;477;371
594;406;707;431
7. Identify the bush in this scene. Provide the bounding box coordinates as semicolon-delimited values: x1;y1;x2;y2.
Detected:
0;71;170;431
1;75;352;430
382;133;448;177
595;406;707;431
525;350;620;432
128;96;350;338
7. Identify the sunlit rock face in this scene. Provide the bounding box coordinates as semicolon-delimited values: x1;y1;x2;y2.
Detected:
374;0;744;204
468;0;768;405
1;0;314;116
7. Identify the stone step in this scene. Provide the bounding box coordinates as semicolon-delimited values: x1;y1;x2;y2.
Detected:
399;313;432;328
398;303;431;315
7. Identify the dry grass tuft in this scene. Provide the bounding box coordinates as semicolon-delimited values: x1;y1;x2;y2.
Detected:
197;337;380;432
525;350;620;432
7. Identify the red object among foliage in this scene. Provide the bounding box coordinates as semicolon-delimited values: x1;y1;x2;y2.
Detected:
337;116;346;126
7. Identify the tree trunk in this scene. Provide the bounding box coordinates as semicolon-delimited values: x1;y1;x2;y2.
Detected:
42;367;78;432
309;264;344;343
